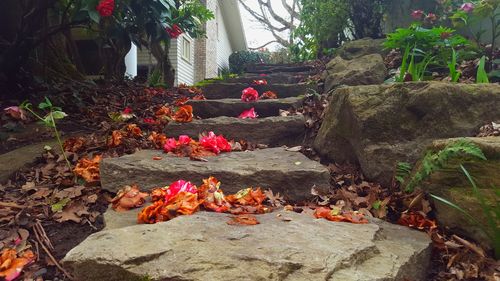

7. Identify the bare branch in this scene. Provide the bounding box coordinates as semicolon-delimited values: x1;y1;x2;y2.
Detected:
248;40;280;50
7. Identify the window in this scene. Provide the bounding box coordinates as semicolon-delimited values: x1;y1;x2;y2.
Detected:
181;37;191;62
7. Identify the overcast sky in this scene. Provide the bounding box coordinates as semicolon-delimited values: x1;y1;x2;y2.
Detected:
238;0;292;51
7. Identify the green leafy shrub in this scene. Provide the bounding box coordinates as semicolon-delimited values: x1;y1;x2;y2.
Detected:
384;23;469;66
477;55;490;83
229;51;270;74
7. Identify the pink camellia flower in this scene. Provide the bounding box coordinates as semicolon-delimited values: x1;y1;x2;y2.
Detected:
164;138;177;152
238;108;258;119
199;131;231;154
241;87;259;102
3;106;27;120
164;180;197;202
411;10;424;19
178;135;192;145
460;2;474;13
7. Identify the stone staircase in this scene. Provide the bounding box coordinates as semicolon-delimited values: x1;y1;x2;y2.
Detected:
62;63;432;281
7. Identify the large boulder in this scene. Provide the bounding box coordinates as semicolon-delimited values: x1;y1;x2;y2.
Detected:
336;38;387;60
322;54;387;93
63;211;432;281
314;82;500;186
422;137;500;250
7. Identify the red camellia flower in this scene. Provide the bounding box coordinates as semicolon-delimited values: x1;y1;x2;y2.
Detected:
411;9;424;19
123;107;133;114
199;132;231;154
166;24;183;39
164;180;197;203
143;118;157;124
238;108;258;119
241;87;259;102
96;0;114;17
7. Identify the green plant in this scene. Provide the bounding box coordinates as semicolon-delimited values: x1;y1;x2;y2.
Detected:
384;23;469;66
477;55;490;83
430;165;499;259
229;51;270;74
396;139;486;192
396;45;434;82
20;98;72;174
448;48;462;82
147;69;164;88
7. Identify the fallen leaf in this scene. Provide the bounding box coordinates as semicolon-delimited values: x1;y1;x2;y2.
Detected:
227;214;260;225
172;105;193;123
0;248;35;281
111;185;149;212
74;155;102;183
314;207;369;224
107;130;123;147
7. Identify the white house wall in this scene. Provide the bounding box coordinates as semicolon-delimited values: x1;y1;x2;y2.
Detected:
216;1;233;72
175;35;195;85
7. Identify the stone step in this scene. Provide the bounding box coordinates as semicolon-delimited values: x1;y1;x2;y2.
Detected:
201;83;315;99
63;211;431;281
164;116;305;146
188;97;302;118
245;63;315;74
221;71;315;84
100;147;329;202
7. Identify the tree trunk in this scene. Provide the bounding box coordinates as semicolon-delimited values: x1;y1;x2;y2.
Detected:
150;40;175;88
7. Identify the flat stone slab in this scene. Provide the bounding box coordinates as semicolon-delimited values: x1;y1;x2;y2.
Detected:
0;140;58;183
63;211;431;281
201;83;314;99
100;147;330;202
165;116;305;146
219;72;314;84
245;63;315;73
188;97;302;118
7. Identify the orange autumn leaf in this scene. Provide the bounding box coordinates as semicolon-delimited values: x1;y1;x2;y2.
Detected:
174;97;190;106
74;155;102;183
172;105;193;123
63;137;85;152
111;185;149;212
148;131;168;149
226;187;266;206
398;212;437;231
0;249;35;281
155;106;173;119
261;91;278;99
198;177;230;213
126;124;142;137
227;214;260;226
192;94;206;100
138;191;201;224
107;130;123;147
314;207;369;224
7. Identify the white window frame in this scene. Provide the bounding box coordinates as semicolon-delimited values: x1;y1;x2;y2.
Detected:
181;36;192;63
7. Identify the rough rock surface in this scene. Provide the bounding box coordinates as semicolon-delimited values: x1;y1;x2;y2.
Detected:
322;54;387;93
336;38;387;60
423;137;500;250
63;211;431;281
314;82;500;186
165;116;304;146
201;83;313;99
219;71;314;84
188;97;301;118
0;140;58;183
100;148;330;202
